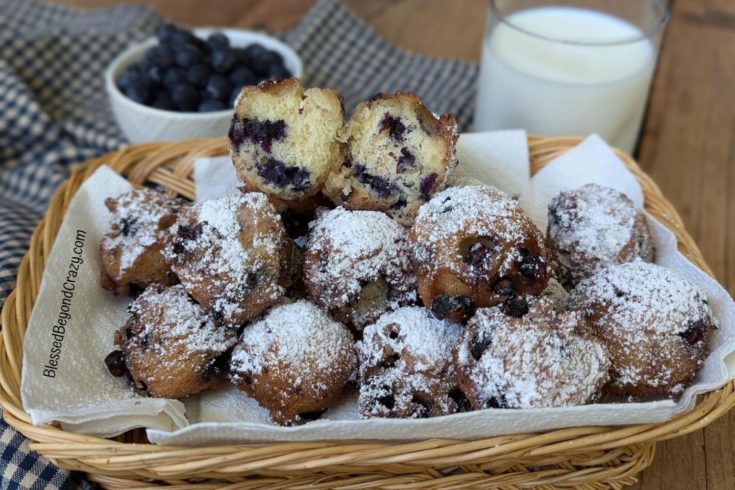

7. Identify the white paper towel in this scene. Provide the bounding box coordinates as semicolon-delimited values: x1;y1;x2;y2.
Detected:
20;133;735;444
148;389;675;444
524;134;644;230
20;166;187;437
449;130;530;196
193;155;240;202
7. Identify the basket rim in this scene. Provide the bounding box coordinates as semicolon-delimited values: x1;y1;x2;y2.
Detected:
1;135;733;485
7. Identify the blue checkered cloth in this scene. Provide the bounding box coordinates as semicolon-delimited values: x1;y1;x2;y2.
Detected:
0;0;478;487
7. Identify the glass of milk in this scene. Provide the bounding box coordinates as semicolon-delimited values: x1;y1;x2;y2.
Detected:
474;0;670;154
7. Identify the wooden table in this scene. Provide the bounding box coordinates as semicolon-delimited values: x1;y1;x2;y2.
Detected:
56;0;735;488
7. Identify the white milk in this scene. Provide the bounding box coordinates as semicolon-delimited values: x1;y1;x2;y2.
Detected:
474;7;656;153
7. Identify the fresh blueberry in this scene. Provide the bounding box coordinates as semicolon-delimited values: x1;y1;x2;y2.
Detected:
211;48;237;74
249;55;270;76
132;61;148;75
244;43;267;62
135;61;158;87
163;67;186;88
155;23;178;44
267;63;291;80
187;63;212;88
145;45;174;69
172;84;200;112
265;49;284;66
175;44;203;68
152;92;175;110
205;74;232;101
144;63;164;85
190;34;207;51
116;68;140;91
121;64;155;92
206;32;229;51
170;29;202;49
126;63;153;86
230;66;257;88
198;98;227;112
124;82;152;105
250;49;283;76
232;47;250;65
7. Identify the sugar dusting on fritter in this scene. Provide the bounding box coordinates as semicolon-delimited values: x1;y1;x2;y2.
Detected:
357;306;462;418
358;306;462;373
456;300;610;409
102;188;183;274
306;207;416;308
166;193;285;323
550;184;638;261
548;183;653;284
230;300;357;389
569;261;714;395
412;185;545;277
127;285;236;369
574;261;712;334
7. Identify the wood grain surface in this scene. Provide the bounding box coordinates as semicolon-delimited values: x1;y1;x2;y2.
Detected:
52;0;735;488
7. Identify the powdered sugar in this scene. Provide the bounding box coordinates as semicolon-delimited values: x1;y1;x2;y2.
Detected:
572;261;714;336
416;185;527;246
411;185;546;279
198;197;243;245
357;307;462;418
456;304;610;409
127;285;237;369
166;193;286;325
359;307;462;372
304;207;416;320
102;189;183;274
230;300;357;384
548;183;653;284
569;261;715;397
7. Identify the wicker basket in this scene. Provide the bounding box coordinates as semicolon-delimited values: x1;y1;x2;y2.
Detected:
1;136;733;489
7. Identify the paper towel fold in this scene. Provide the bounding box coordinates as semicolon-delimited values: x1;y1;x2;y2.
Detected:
20;166;187;437
20;132;735;443
148;387;676;444
449;130;530;195
523;134;644;230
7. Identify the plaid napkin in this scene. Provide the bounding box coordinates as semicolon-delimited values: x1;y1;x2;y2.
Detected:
0;0;478;487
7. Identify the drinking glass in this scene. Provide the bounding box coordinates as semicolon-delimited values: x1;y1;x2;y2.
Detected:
473;0;670;154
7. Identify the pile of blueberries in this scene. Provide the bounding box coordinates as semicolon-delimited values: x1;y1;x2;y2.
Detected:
117;24;292;112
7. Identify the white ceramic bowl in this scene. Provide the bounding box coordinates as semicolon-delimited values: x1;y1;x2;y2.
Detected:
105;28;303;144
